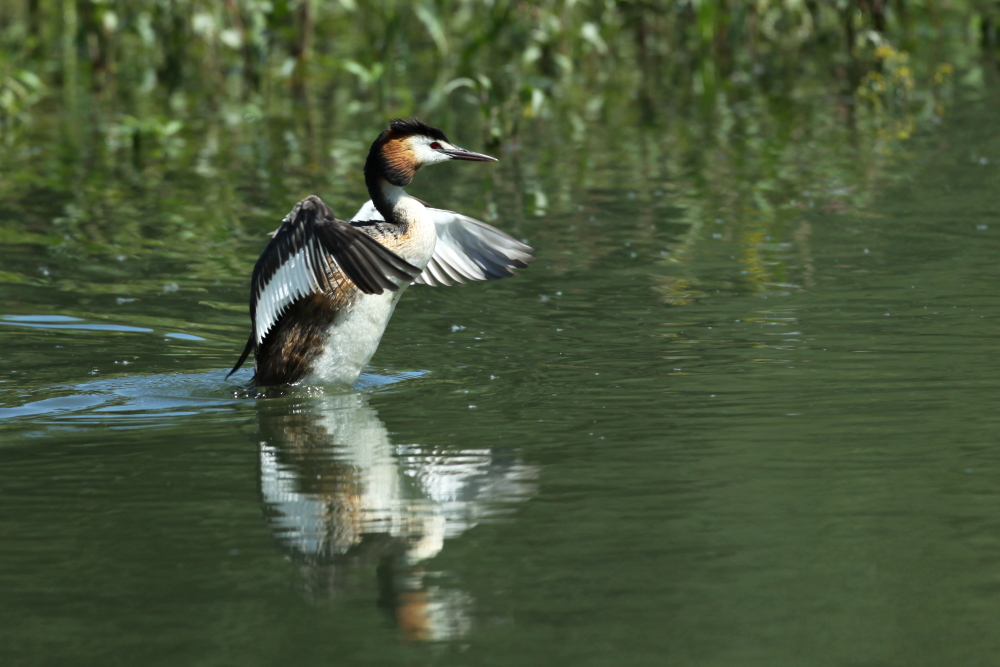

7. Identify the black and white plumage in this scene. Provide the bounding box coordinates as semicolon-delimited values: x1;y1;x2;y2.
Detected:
251;196;418;347
229;119;534;387
227;196;420;382
351;200;533;287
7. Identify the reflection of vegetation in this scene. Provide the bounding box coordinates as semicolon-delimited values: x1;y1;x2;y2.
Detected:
0;1;993;302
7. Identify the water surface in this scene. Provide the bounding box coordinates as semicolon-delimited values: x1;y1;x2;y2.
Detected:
2;85;1000;666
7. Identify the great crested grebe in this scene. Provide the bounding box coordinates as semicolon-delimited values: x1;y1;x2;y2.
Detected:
228;119;533;386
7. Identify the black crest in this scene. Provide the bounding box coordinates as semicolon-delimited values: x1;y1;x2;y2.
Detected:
386;118;448;141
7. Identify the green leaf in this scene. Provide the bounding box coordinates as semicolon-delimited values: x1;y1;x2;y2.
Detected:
415;4;449;56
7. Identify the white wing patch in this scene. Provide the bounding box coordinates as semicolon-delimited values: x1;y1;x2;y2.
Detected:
254;242;325;346
350;200;533;287
351;200;379;221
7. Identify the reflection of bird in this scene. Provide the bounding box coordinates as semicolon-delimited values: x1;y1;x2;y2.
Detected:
229;119;534;386
259;393;538;566
257;392;537;641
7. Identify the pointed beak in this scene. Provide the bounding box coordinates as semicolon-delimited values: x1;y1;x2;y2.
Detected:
441;146;498;162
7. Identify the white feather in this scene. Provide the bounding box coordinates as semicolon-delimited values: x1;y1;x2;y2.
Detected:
351;200;380;221
255;246;322;346
350;200;532;287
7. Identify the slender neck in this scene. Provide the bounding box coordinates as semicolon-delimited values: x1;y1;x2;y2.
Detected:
364;170;407;223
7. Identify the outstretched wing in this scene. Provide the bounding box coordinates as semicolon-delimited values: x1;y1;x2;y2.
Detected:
228;195;419;378
351;200;534;287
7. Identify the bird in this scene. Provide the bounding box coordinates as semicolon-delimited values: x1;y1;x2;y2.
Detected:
228;118;534;387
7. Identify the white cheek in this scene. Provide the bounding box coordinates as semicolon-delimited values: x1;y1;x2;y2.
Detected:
412;143;451;165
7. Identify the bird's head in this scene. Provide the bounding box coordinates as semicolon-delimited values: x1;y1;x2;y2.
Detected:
364;118;497;187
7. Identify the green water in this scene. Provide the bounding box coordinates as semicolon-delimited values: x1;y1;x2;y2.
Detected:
3;83;1000;665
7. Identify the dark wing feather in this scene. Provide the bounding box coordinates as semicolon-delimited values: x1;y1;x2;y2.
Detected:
228;195;419;377
312;217;419;293
227;334;255;378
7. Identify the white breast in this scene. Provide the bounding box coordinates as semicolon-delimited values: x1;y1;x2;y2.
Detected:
302;195;436;386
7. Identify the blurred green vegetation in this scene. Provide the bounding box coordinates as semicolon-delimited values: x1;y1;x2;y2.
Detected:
0;0;997;302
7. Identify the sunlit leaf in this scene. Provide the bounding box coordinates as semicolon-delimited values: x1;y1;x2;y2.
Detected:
415;4;449;56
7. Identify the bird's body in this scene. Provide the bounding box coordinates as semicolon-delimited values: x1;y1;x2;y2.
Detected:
229;120;533;387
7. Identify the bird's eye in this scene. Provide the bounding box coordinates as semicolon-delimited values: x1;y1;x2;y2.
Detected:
430;142;441;150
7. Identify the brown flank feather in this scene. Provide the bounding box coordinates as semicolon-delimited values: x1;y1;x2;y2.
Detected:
253;292;349;385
